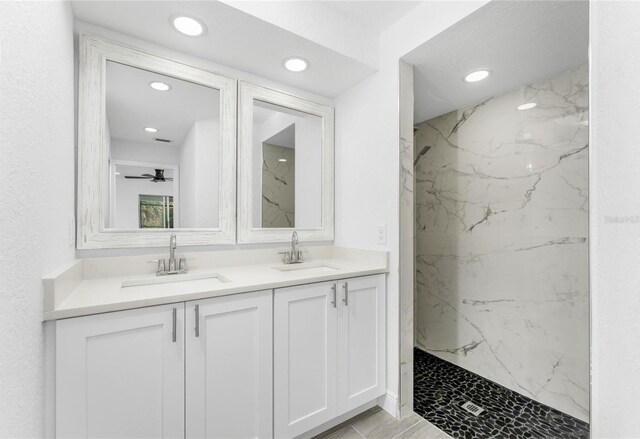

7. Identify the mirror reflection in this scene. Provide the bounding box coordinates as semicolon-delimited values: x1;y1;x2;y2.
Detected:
105;61;221;229
111;164;176;229
252;100;322;229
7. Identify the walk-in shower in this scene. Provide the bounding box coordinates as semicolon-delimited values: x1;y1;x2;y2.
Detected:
398;1;590;436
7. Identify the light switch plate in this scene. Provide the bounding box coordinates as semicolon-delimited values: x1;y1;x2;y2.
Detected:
376;224;387;244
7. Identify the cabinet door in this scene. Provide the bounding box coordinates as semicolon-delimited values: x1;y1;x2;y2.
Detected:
56;304;184;439
274;281;338;438
186;290;272;439
337;274;386;414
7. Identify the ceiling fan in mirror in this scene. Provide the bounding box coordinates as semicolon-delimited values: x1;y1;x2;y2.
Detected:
124;169;173;183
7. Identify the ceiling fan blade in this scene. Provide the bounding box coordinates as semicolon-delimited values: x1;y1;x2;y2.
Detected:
124;176;152;179
166;178;174;181
141;174;155;178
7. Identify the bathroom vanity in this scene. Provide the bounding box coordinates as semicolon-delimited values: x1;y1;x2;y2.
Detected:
46;247;387;438
47;26;388;439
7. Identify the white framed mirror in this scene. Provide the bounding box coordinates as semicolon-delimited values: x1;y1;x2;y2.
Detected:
77;34;236;249
237;82;334;243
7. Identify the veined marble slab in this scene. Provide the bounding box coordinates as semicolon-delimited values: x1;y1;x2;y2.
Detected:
262;143;295;227
414;64;589;421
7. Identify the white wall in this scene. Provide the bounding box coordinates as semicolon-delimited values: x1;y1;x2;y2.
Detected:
0;2;75;437
195;119;219;228
295;116;322;228
334;1;488;413
180;122;198;228
178;119;220;228
590;1;640;436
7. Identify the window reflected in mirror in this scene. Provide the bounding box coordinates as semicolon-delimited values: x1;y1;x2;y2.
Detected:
139;194;174;229
252;100;322;229
105;61;221;230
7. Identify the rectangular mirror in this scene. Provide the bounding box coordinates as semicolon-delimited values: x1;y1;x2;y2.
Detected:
77;35;236;249
238;82;334;243
105;61;221;230
253;100;323;229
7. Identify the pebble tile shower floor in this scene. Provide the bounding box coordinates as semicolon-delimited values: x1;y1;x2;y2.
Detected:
413;348;589;438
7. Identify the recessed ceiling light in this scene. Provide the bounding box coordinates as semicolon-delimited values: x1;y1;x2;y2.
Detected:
144;127;158;133
283;57;309;72
517;102;537;111
464;69;490;83
171;15;206;37
278;158;287;163
150;81;171;91
115;172;121;175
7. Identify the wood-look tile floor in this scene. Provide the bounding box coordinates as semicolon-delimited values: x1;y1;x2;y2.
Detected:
314;408;452;439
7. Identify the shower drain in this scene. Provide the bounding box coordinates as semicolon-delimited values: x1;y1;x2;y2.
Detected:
461;401;485;416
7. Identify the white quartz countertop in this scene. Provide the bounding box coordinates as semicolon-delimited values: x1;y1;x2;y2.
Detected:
43;246;388;321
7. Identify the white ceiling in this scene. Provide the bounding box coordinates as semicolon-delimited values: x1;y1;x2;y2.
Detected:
265;124;295;149
71;0;385;98
323;1;421;32
106;61;219;145
404;0;589;123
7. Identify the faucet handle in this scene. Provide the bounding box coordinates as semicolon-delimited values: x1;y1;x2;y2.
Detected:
156;259;166;275
278;251;291;264
179;257;187;272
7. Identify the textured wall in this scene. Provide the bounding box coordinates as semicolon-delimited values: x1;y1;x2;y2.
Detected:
590;2;640;436
0;2;75;437
414;65;589;421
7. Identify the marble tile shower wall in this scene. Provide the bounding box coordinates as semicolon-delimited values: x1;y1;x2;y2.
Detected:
414;64;589;421
262;143;295;227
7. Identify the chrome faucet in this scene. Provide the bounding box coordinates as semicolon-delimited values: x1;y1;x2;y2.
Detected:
291;231;299;259
156;233;188;275
279;231;303;264
168;233;177;272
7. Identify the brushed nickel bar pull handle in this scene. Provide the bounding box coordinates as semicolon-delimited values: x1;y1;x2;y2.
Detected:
343;282;349;306
194;304;200;337
331;284;337;308
172;307;177;343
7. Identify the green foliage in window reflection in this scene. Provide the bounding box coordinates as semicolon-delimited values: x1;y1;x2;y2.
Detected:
139;195;174;228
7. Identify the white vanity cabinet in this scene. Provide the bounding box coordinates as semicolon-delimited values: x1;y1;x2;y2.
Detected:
185;290;273;439
274;281;339;438
56;292;273;439
55;274;385;439
56;303;185;438
274;274;386;438
337;275;387;413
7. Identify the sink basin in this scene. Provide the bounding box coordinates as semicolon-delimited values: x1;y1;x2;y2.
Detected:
121;272;230;289
273;263;339;274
